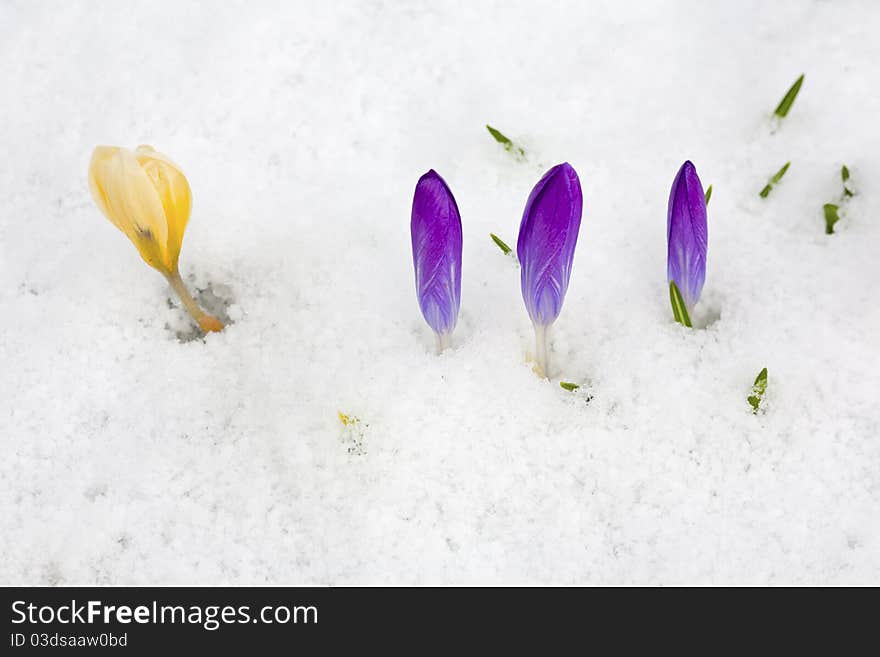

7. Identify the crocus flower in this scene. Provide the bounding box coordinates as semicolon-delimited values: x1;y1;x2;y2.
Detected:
517;163;582;377
88;145;223;332
410;170;463;353
667;160;708;323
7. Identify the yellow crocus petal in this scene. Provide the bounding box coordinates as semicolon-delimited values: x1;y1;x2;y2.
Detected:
135;145;192;270
88;146;171;272
88;146;121;223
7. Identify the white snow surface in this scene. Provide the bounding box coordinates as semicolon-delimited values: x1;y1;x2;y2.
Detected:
1;0;879;585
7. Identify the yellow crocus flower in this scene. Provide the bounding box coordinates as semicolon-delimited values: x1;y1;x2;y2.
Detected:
88;145;223;332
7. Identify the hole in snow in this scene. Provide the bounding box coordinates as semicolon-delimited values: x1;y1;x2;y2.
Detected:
166;276;237;342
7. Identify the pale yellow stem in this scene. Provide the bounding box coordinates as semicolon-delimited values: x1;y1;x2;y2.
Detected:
435;332;451;354
165;269;224;333
534;323;551;379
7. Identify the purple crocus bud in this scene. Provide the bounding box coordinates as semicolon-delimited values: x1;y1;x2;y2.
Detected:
411;169;463;352
517;163;582;377
667;160;708;313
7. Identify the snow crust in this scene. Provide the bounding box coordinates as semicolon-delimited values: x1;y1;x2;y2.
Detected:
1;1;878;584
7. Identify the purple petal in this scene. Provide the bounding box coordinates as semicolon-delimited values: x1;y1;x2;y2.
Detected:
411;170;462;336
667;161;708;310
516;163;583;327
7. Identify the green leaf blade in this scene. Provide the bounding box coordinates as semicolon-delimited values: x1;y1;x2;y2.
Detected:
823;203;840;234
560;382;579;392
748;367;768;413
704;184;713;205
774;74;804;118
486;124;525;159
490;233;512;255
771;161;791;184
841;165;854;197
486;124;512;147
669;281;692;328
754;367;768;390
760;162;791;198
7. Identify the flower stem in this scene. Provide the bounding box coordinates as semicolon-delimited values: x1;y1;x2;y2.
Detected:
165;269;224;333
534;323;551;378
435;332;451;354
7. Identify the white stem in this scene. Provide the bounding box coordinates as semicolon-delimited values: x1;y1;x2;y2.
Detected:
435;332;451;354
534;323;551;378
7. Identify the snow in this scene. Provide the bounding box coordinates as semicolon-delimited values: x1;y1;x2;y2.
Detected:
1;0;879;584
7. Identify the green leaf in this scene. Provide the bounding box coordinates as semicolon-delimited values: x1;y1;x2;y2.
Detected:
774;74;804;118
823;203;840;234
560;381;579;392
486;124;526;159
841;165;854;197
753;367;768;390
669;281;692;328
704;184;713;205
489;232;512;255
771;161;791;184
748;367;768;413
486;124;512;146
759;162;790;198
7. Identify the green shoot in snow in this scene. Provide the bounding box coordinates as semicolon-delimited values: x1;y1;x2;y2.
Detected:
490;232;513;255
669;281;692;328
774;74;804;118
759;161;791;198
823;203;840;234
747;367;768;413
842;165;853;197
486;124;526;159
